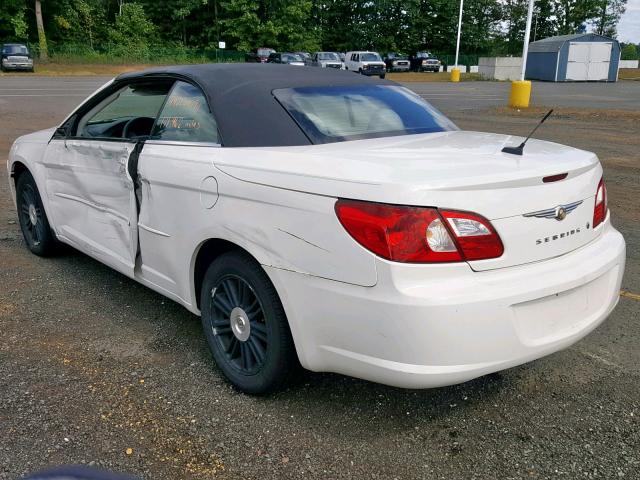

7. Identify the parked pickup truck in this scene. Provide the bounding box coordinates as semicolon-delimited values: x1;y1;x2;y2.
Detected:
1;43;34;72
384;53;410;72
410;52;441;72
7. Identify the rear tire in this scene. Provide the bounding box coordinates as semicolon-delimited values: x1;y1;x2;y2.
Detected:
16;171;59;256
200;251;299;394
380;73;386;79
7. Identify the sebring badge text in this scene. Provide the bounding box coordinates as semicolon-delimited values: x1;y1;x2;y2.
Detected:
536;222;591;245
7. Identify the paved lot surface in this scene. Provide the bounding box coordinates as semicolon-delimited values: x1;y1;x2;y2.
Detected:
0;76;639;479
2;75;640;111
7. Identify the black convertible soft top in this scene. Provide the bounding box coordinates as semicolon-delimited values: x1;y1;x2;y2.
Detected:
117;63;391;147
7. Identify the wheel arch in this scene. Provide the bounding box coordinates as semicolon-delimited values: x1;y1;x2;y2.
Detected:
8;160;32;207
191;238;261;311
189;236;309;369
10;160;30;181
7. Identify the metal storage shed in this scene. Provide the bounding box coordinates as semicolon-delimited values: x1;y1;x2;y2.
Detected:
525;33;620;82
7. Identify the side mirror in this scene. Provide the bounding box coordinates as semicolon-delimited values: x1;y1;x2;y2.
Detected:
54;126;69;138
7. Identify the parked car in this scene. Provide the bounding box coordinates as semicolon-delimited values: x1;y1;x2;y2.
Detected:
8;64;625;395
245;48;276;63
307;51;344;69
410;52;441;72
294;52;311;61
1;43;34;72
266;52;305;66
384;52;410;72
344;51;386;78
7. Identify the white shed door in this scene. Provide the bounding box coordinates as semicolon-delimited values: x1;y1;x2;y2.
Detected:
566;42;611;81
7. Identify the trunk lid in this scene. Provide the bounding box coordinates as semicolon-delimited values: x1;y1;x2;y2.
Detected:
215;130;602;270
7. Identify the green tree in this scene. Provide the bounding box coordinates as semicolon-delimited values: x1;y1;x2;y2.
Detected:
108;2;157;55
593;0;627;37
221;0;318;51
621;43;638;60
55;0;107;49
0;0;29;40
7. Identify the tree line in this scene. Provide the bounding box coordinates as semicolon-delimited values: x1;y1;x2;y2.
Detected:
0;0;632;61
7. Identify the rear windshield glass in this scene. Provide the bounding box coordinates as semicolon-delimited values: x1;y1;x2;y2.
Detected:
274;85;457;144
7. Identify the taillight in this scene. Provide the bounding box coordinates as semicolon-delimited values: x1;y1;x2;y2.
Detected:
593;177;607;228
334;199;503;263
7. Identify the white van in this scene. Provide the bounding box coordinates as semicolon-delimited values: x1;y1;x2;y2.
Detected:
344;51;386;78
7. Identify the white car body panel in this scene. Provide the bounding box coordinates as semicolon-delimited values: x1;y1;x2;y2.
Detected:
43;138;139;275
7;78;626;389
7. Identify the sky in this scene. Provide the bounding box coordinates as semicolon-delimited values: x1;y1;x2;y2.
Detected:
618;0;640;43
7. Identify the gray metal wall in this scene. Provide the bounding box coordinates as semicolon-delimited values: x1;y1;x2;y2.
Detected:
525;52;559;81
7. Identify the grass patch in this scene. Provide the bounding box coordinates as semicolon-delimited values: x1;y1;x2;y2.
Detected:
387;71;484;82
0;63;160;76
619;68;640;81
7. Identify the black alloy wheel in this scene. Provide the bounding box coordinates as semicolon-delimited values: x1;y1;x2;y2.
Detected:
16;171;58;256
201;251;299;394
209;274;268;374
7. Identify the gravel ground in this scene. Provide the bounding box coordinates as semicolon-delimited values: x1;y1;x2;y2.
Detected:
0;77;639;480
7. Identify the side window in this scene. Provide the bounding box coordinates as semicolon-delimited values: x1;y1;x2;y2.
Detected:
355;54;360;62
78;81;173;139
152;81;219;144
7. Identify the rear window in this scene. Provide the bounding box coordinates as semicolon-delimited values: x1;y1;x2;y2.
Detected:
274;85;457;144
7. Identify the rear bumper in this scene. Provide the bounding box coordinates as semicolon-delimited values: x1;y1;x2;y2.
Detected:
266;218;625;388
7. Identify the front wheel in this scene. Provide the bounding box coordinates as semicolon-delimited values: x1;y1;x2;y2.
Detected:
16;171;59;256
201;251;299;394
379;73;386;79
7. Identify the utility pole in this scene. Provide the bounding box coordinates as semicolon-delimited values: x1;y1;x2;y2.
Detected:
520;0;534;82
454;0;463;68
509;0;535;108
451;0;464;82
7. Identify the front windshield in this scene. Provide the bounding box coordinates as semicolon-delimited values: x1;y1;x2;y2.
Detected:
3;45;29;55
416;52;430;58
282;54;303;62
257;48;274;56
361;53;382;62
318;52;340;61
274;85;458;144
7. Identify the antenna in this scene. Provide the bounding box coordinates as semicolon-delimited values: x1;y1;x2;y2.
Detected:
502;109;554;156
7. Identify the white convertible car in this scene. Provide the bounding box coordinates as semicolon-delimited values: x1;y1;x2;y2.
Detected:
8;64;625;394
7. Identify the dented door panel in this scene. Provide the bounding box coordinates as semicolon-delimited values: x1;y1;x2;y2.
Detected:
43;138;138;276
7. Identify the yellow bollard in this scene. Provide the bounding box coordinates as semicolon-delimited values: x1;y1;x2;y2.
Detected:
450;67;461;83
509;80;531;108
